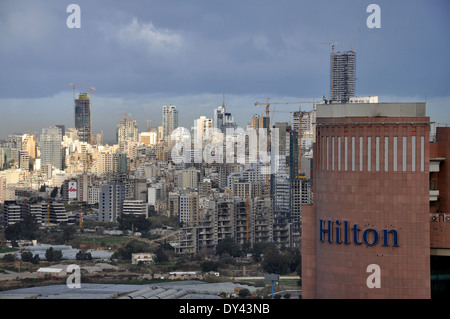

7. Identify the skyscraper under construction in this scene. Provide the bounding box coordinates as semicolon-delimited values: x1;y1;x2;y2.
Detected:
331;50;355;104
74;93;91;143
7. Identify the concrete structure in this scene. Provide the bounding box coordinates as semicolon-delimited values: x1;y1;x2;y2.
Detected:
123;199;148;218
429;126;450;297
39;127;63;171
74;93;91;143
98;182;125;222
331;50;356;104
302;102;431;298
162;105;179;139
116;114;139;148
213;103;237;133
132;253;155;265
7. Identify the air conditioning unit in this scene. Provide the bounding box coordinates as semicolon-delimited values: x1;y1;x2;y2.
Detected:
430;214;438;222
444;214;450;223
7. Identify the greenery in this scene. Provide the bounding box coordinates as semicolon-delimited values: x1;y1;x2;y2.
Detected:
2;253;15;262
4;214;39;241
215;237;242;257
21;251;33;263
45;247;62;262
114;239;149;261
118;214;151;232
76;250;92;260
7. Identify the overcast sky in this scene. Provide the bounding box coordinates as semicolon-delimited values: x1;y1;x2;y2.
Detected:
0;0;449;142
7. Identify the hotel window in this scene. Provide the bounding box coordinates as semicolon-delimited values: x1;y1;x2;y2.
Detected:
421;136;425;172
359;136;363;171
332;136;335;171
402;136;407;171
384;136;389;172
345;136;348;171
412;135;416;172
352;136;355;171
322;136;325;170
327;136;330;170
338;136;341;171
393;136;398;171
376;136;380;171
367;136;371;171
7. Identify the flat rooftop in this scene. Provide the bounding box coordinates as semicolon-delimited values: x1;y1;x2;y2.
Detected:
317;102;426;119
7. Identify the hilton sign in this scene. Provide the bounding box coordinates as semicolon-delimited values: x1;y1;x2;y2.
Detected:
319;219;399;247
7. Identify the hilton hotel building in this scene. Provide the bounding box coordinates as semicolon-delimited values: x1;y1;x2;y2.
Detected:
302;101;450;298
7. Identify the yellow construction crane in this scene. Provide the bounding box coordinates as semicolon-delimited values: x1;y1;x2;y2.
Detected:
350;24;362;53
317;42;339;103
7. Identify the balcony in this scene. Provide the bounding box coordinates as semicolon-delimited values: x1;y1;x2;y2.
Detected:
430;181;439;201
430;190;439;201
430;158;445;172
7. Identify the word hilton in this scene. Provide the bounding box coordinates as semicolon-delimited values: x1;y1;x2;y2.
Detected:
319;220;399;247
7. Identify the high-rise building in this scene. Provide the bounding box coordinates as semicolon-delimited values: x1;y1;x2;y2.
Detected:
302;101;431;298
213;103;237;133
252;115;270;130
98;182;125;222
193;116;213;142
74;93;91;143
117;114;139;148
0;177;6;204
39;127;63;171
331;51;356;104
162;105;179;139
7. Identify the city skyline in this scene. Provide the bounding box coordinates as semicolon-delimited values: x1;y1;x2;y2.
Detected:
0;1;449;141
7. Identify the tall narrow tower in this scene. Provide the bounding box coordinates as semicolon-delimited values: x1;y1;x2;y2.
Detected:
162;105;179;139
331;51;356;104
74;93;91;143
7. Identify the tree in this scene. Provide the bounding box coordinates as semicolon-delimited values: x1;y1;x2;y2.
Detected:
118;214;151;232
261;246;289;275
45;247;62;262
4;214;38;241
116;240;148;261
201;260;220;272
215;237;241;257
76;250;92;260
238;288;251;299
154;246;169;264
50;187;58;199
61;225;76;243
32;254;40;265
2;253;15;262
21;251;33;263
251;242;273;262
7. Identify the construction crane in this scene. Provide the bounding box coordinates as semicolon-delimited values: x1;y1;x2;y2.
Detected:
70;82;96;145
350;24;362;53
255;99;315;175
317;42;339;103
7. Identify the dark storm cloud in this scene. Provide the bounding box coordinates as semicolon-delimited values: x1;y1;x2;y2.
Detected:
0;0;449;139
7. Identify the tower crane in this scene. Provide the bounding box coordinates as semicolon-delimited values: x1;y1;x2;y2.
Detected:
254;99;315;175
317;42;339;103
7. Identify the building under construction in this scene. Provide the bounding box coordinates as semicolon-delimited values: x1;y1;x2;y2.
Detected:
331;50;356;104
74;93;91;143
